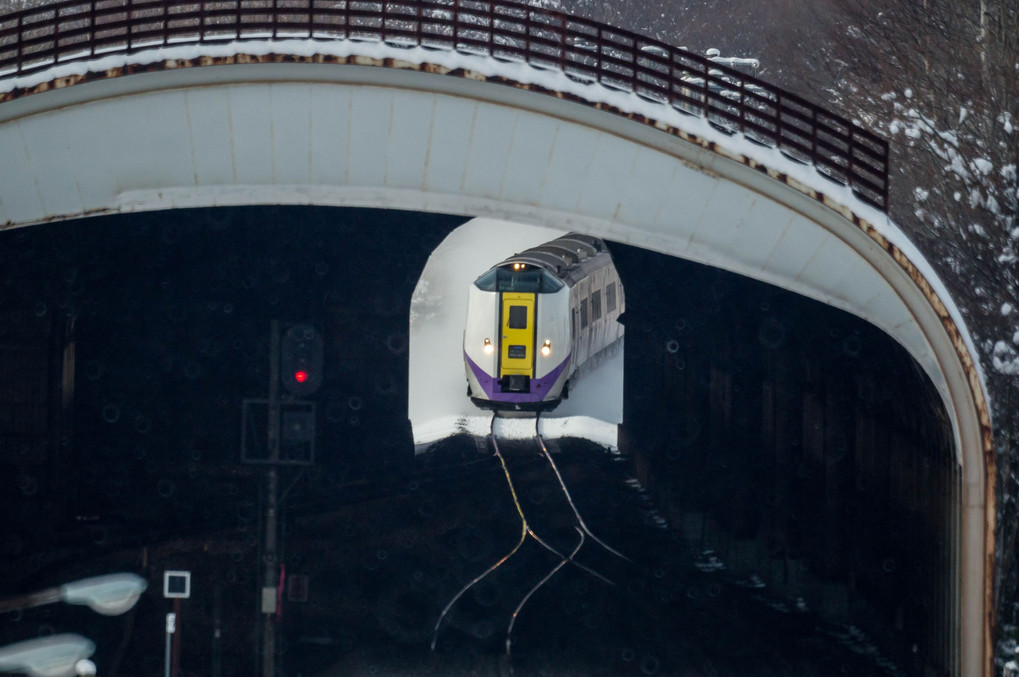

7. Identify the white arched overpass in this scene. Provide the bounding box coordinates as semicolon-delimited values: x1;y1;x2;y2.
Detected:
0;40;994;675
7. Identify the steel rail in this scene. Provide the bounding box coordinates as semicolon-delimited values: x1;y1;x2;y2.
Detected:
505;526;583;658
429;412;527;652
430;411;611;652
534;412;631;563
0;0;890;210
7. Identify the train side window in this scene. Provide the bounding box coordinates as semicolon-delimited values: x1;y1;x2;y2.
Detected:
580;298;589;329
591;290;602;321
606;283;616;312
508;306;527;329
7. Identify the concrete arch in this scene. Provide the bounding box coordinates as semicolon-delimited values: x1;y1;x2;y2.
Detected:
0;57;993;675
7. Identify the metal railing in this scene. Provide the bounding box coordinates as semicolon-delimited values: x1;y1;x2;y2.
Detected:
0;0;890;210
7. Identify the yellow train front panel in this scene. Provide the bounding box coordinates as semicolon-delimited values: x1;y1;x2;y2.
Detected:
500;292;535;378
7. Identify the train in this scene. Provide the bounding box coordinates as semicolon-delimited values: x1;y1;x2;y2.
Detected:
463;233;625;410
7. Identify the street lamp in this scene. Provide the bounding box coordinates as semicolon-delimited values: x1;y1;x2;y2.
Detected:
0;573;148;617
0;634;95;677
0;574;146;677
73;660;96;676
59;574;148;616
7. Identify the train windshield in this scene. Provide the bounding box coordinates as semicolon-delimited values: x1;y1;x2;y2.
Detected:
473;265;564;293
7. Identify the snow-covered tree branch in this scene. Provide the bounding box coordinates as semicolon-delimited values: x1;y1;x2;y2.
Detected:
823;0;1017;379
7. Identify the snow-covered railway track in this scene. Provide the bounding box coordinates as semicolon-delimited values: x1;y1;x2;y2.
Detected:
431;411;628;660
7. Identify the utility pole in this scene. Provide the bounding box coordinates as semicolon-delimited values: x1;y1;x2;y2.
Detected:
244;320;319;677
262;320;281;677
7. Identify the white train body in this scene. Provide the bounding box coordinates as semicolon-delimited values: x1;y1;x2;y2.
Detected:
463;233;624;410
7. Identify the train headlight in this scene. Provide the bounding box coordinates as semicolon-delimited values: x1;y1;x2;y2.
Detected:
483;338;494;355
541;339;552;357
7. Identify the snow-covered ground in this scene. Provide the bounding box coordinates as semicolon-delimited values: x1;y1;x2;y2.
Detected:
408;218;623;450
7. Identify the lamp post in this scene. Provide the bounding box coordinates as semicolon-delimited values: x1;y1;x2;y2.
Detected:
0;634;95;677
0;573;148;676
0;573;147;617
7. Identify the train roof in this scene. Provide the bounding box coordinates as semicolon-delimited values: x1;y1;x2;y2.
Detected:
500;233;612;285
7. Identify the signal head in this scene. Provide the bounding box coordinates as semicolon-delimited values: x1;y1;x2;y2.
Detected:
281;324;323;397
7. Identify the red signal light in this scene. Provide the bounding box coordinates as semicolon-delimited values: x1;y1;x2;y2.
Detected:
281;324;323;396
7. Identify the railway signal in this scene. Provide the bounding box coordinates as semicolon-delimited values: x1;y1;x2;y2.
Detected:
281;324;323;397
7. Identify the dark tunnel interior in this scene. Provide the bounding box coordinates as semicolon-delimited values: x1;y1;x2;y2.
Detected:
612;242;957;673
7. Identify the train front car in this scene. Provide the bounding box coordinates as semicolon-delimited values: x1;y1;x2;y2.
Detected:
463;234;623;410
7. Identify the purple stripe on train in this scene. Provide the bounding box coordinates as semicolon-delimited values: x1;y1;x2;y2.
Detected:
465;352;572;404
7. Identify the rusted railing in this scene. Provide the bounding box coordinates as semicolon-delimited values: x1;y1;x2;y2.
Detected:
0;0;890;210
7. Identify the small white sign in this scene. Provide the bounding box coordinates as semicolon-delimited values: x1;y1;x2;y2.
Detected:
166;612;176;633
163;570;191;599
261;586;277;614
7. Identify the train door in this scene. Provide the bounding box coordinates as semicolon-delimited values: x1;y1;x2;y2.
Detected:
500;293;535;387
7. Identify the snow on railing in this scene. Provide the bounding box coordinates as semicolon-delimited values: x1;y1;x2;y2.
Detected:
0;0;890;210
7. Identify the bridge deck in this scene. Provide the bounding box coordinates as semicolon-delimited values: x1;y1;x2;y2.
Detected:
0;0;889;210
